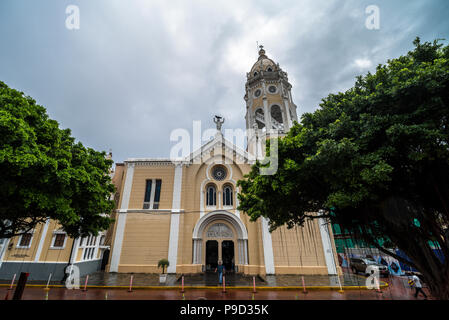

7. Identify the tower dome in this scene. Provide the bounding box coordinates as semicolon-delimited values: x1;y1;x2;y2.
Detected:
250;46;278;75
244;45;299;157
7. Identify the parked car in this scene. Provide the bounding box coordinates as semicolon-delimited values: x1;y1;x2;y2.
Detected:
350;257;389;277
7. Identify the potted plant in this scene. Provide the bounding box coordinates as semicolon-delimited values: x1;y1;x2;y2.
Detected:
158;259;169;283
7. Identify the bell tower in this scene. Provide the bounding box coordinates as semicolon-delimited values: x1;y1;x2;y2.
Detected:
244;46;298;156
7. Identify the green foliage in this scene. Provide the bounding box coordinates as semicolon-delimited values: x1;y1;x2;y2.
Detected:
158;259;170;274
0;81;115;238
238;38;449;298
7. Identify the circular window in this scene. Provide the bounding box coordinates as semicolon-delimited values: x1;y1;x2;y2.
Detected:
254;89;262;98
212;166;227;181
268;85;277;93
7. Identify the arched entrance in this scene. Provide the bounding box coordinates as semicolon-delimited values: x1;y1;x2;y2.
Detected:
192;211;248;272
203;222;235;272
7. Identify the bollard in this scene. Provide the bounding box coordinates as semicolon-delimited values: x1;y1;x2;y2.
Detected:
252;276;257;293
43;273;52;301
128;275;133;292
43;287;50;300
301;276;308;294
336;275;344;294
222;275;226;293
9;273;16;290
376;279;382;294
181;275;185;293
4;274;16;300
105;292;108;300
83;275;89;292
45;273;52;289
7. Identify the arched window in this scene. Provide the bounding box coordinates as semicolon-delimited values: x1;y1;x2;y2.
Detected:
206;184;217;206
267;67;273;72
223;185;233;206
271;105;283;123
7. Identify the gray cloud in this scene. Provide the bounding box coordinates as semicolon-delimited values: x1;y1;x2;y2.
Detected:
0;0;448;164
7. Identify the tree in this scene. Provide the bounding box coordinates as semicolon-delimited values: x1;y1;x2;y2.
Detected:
237;38;449;299
0;81;115;239
158;259;170;274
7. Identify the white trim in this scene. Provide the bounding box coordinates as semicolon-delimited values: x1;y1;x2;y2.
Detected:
167;164;183;273
16;230;35;249
167;213;180;274
261;217;275;274
0;238;11;269
34;219;50;261
119;163;134;210
193;210;248;240
283;98;293;129
70;238;80;264
149;178;156;209
235;186;240;218
192;210;248;266
318;211;338;275
49;231;68;250
186;131;252;165
109;163;134;272
1;261;75;264
93;234;101;260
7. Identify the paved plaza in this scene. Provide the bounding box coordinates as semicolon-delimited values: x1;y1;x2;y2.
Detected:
0;270;432;300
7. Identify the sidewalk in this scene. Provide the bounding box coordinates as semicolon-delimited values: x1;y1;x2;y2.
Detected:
1;271;389;289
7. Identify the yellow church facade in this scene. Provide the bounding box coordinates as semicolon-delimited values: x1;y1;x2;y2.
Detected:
106;47;342;276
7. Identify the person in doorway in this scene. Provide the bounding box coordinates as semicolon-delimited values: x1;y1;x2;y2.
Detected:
410;273;428;299
215;260;225;285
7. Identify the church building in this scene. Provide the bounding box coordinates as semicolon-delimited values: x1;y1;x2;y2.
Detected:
106;47;341;276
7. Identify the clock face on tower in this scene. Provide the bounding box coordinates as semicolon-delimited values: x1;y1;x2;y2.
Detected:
268;85;277;93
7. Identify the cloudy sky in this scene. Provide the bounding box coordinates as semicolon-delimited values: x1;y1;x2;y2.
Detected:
1;0;448;164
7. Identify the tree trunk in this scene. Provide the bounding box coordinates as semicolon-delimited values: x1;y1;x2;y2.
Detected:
422;269;449;299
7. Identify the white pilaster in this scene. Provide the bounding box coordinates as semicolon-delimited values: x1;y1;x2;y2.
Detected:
318;211;338;275
244;239;249;265
70;238;80;264
235;187;240;218
261;217;275;274
0;238;10;269
149;178;156;209
167;164;183;273
109;163;134;272
283;98;292;129
262;97;272;130
93;233;102;260
200;190;205;218
34;219;50;262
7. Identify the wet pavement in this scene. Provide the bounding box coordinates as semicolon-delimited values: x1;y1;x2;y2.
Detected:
0;269;434;300
0;270;384;288
80;272;369;287
1;276;431;300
